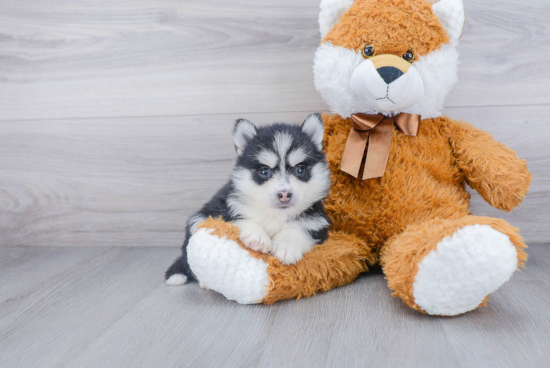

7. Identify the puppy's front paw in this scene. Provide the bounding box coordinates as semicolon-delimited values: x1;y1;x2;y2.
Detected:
272;240;305;265
240;230;272;253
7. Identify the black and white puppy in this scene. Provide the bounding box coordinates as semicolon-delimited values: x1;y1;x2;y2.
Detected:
165;113;331;286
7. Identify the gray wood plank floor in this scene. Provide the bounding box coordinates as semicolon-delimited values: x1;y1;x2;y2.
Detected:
1;245;549;368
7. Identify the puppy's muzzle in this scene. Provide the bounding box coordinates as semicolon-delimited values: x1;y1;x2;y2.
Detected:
277;191;292;203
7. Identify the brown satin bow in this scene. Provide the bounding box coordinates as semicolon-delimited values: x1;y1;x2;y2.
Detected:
340;113;421;180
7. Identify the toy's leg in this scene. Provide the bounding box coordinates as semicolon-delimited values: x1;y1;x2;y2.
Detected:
380;216;527;316
187;218;375;304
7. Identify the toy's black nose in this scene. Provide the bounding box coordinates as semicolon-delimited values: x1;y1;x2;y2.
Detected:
277;191;292;203
377;66;404;84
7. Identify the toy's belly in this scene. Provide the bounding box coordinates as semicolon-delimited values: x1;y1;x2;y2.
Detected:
324;124;470;251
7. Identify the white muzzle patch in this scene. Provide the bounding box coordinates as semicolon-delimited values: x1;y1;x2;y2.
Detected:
313;43;459;119
350;58;424;114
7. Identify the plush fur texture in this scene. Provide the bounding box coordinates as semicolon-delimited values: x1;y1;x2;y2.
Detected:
432;0;465;45
322;115;531;253
314;0;460;118
412;224;519;316
322;0;449;56
183;0;532;314
314;43;459;118
195;217;374;304
188;224;269;304
381;216;527;314
319;0;355;39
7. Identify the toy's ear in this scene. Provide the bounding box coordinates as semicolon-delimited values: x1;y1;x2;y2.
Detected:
301;113;325;150
432;0;465;44
233;119;257;156
319;0;355;39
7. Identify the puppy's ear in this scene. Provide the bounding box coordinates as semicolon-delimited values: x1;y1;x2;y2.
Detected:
233;119;258;156
301;113;325;150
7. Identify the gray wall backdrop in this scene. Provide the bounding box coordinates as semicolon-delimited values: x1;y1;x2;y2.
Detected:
1;0;548;247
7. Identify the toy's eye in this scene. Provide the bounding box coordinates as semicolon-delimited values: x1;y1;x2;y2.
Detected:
362;45;375;58
259;166;271;178
403;50;415;62
294;164;305;177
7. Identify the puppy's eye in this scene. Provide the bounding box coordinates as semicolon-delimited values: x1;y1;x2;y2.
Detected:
258;166;271;178
294;165;305;177
403;50;415;62
362;44;375;58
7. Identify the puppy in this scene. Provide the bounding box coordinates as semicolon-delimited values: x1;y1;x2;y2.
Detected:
165;114;331;286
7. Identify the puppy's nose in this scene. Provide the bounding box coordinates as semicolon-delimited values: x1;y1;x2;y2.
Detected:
277;191;292;203
377;66;404;84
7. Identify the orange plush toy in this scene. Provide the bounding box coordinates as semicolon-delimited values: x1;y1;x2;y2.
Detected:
184;0;531;316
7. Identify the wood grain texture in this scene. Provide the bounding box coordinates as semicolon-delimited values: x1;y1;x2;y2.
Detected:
1;106;548;247
0;0;549;247
0;247;106;303
0;245;549;367
0;0;549;120
0;111;308;247
0;247;171;367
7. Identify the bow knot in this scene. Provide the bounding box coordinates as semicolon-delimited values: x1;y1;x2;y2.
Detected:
340;113;421;180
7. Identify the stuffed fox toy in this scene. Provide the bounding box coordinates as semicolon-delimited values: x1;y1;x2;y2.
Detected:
182;0;531;316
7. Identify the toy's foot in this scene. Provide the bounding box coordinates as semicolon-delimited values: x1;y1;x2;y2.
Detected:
187;217;375;304
382;216;527;316
187;228;269;304
413;225;517;316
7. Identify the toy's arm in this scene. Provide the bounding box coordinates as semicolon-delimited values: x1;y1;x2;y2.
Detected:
443;118;531;212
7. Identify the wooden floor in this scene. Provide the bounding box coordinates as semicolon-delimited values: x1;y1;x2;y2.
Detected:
1;244;549;368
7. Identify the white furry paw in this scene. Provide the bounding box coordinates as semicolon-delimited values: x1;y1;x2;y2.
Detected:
166;274;188;286
271;240;306;265
199;280;211;290
413;225;518;316
271;227;314;265
187;228;269;304
240;229;272;254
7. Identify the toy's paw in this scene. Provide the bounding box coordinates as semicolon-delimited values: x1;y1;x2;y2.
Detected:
187;228;269;304
413;225;518;316
240;229;272;254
